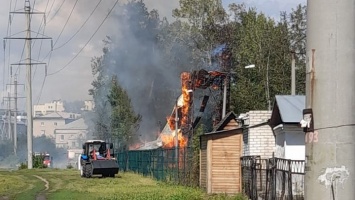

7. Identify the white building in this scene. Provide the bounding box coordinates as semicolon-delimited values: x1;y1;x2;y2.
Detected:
33;112;81;139
82;100;95;111
54;118;88;149
33;100;65;117
269;95;306;160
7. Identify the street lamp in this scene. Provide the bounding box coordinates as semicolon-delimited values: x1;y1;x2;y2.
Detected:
244;64;271;110
245;64;255;69
222;65;256;118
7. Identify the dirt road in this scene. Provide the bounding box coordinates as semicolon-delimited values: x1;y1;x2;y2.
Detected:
33;175;49;200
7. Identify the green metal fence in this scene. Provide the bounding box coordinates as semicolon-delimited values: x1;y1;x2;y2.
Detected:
117;147;194;186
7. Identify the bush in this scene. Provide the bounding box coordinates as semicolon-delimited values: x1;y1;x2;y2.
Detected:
67;164;74;169
18;162;28;170
33;154;47;169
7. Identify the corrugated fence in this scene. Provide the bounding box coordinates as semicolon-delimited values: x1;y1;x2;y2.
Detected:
117;147;195;186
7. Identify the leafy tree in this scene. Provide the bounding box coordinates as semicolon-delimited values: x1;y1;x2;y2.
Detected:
88;44;112;141
108;76;141;149
285;4;307;94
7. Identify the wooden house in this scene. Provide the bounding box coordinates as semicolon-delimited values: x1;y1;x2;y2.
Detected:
200;111;243;194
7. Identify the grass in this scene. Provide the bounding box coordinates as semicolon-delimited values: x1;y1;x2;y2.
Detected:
0;169;247;200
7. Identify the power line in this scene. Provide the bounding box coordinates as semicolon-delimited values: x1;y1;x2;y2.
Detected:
33;0;50;80
36;52;52;104
15;0;37;76
52;0;78;47
47;0;118;76
46;0;56;17
53;0;103;51
46;0;65;24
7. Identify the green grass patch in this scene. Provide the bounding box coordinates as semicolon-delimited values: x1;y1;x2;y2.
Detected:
0;169;247;200
0;170;44;200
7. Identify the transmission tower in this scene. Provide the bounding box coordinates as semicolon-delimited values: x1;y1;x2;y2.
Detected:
4;0;52;169
6;76;25;156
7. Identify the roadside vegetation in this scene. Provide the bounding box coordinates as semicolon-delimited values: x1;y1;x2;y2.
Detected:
0;169;246;200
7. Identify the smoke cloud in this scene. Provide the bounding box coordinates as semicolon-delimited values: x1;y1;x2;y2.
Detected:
94;1;194;142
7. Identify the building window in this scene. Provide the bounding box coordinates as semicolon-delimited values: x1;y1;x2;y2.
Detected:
41;130;45;135
54;122;57;126
41;122;44;126
72;141;76;147
60;135;64;141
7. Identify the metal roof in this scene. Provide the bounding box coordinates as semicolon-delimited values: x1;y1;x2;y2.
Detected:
55;118;88;130
273;95;305;123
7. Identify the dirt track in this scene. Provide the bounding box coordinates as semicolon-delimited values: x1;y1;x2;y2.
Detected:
33;175;49;200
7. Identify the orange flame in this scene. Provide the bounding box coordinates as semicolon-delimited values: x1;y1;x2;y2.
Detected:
159;72;192;150
160;130;187;148
180;72;192;128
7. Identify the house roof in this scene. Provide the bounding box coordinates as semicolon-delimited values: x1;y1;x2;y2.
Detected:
203;127;243;137
55;118;88;130
34;111;78;119
269;95;305;128
213;111;238;132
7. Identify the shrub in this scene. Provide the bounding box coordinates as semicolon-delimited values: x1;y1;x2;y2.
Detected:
18;162;28;170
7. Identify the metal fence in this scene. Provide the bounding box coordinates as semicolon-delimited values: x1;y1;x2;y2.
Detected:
117;147;195;186
241;156;305;200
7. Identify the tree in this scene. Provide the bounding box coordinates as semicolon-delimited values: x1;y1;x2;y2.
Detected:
88;44;112;141
225;4;295;114
108;76;141;149
286;4;307;94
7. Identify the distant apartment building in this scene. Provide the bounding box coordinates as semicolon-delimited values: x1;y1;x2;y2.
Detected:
33;100;65;117
82;100;94;111
54;118;88;149
33;112;81;139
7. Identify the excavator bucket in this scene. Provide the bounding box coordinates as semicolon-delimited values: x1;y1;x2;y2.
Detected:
91;160;119;176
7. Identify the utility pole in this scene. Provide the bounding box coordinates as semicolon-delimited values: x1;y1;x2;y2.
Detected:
3;93;12;140
6;76;25;156
291;52;296;95
4;0;52;169
6;93;12;141
175;96;179;165
305;0;355;199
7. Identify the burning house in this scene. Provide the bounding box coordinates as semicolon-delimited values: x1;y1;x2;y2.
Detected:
133;44;233;151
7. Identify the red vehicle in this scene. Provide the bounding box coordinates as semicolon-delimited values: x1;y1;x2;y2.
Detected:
34;152;52;168
43;153;52;168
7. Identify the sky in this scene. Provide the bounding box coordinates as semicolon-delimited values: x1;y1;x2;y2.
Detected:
0;0;306;111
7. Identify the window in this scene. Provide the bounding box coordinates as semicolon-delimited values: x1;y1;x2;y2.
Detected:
54;122;57;126
41;122;44;126
60;135;64;141
41;130;45;135
72;141;76;147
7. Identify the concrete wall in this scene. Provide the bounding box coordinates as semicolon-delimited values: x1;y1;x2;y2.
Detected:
244;111;275;159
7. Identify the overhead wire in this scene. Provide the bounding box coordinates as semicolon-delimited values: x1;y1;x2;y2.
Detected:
46;0;65;24
2;0;14;106
15;0;37;76
47;0;119;76
33;0;50;81
3;0;13;90
36;51;52;104
53;0;103;51
52;0;79;47
46;0;56;17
